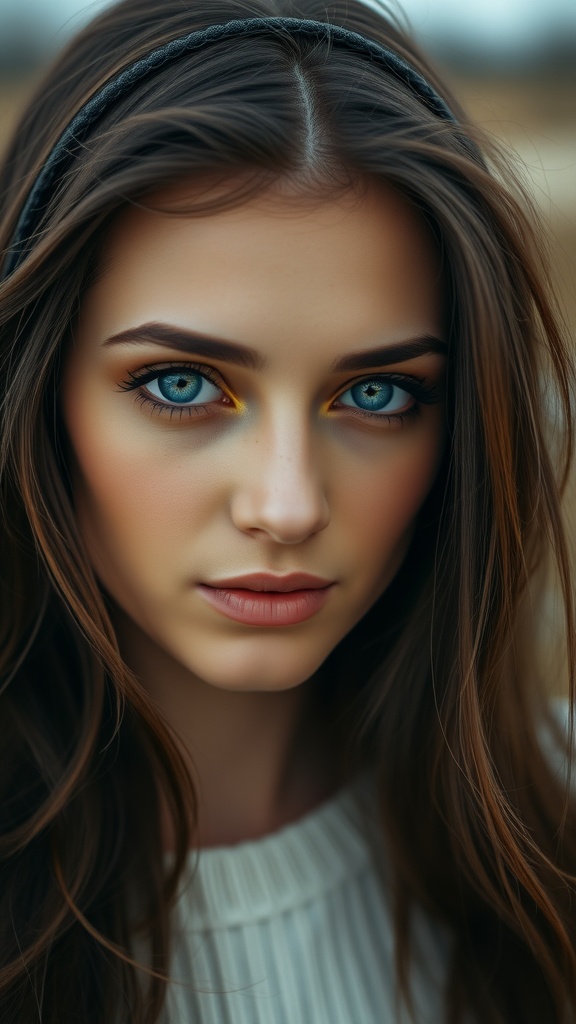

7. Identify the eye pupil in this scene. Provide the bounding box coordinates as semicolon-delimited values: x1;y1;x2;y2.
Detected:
350;379;393;411
158;371;202;404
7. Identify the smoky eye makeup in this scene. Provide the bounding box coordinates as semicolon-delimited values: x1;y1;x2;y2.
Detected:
115;357;444;426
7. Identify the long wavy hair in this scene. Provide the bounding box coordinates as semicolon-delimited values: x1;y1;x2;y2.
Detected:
1;1;575;1021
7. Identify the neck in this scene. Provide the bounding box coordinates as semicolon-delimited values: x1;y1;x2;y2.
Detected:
111;607;345;850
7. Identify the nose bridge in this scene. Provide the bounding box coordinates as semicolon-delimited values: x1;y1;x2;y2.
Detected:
230;401;330;543
266;405;312;480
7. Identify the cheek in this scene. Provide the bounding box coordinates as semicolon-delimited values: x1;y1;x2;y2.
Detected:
335;416;445;568
74;449;219;543
61;381;225;592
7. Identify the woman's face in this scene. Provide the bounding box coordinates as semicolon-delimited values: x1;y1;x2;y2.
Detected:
61;179;447;692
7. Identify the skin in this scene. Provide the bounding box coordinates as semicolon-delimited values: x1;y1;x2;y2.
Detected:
60;178;447;848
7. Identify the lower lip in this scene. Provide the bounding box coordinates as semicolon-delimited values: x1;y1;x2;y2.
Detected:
197;584;334;626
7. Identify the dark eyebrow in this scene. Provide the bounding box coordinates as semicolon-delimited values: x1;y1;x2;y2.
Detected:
103;323;264;370
331;335;447;372
102;322;446;371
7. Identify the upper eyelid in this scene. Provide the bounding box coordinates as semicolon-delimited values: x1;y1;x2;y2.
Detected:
336;370;424;391
127;360;425;390
124;361;229;394
125;360;224;380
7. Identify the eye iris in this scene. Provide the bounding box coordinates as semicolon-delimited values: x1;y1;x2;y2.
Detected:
350;380;393;411
157;372;202;404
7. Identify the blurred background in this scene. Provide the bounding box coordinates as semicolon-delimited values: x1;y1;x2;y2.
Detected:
0;0;574;328
0;0;574;688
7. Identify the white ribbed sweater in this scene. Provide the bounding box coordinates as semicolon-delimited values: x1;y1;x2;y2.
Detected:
155;701;571;1023
160;771;452;1024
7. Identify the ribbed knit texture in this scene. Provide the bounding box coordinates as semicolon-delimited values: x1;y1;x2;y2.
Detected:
160;772;451;1023
154;700;571;1022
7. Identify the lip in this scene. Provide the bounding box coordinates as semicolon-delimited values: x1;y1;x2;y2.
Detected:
202;572;334;592
197;573;335;626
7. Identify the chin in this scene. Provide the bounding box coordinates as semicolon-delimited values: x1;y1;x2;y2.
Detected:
179;641;332;693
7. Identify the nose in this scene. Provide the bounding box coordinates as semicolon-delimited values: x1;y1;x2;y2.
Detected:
229;416;330;544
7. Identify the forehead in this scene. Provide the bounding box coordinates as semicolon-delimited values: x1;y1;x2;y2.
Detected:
80;178;443;359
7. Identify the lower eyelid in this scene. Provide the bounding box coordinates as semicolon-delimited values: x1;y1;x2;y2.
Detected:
144;386;234;407
134;391;223;419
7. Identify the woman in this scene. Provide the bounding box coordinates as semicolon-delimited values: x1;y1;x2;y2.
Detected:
0;1;574;1021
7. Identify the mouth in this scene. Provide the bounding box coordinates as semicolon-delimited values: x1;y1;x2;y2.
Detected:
201;572;334;593
197;575;335;627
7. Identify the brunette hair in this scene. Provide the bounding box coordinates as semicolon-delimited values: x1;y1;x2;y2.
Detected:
1;1;575;1022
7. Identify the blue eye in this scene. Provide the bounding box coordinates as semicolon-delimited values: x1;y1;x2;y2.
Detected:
146;369;222;406
338;377;413;415
119;364;439;424
117;362;233;419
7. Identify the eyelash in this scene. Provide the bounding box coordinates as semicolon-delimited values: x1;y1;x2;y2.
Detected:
117;362;233;421
117;361;441;425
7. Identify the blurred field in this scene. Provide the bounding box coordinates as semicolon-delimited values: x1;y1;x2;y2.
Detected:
1;68;575;693
452;72;576;337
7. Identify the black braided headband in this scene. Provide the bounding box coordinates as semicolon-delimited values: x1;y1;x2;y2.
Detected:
2;16;458;280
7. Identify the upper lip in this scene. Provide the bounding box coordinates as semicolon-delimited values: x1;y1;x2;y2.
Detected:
202;572;334;592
